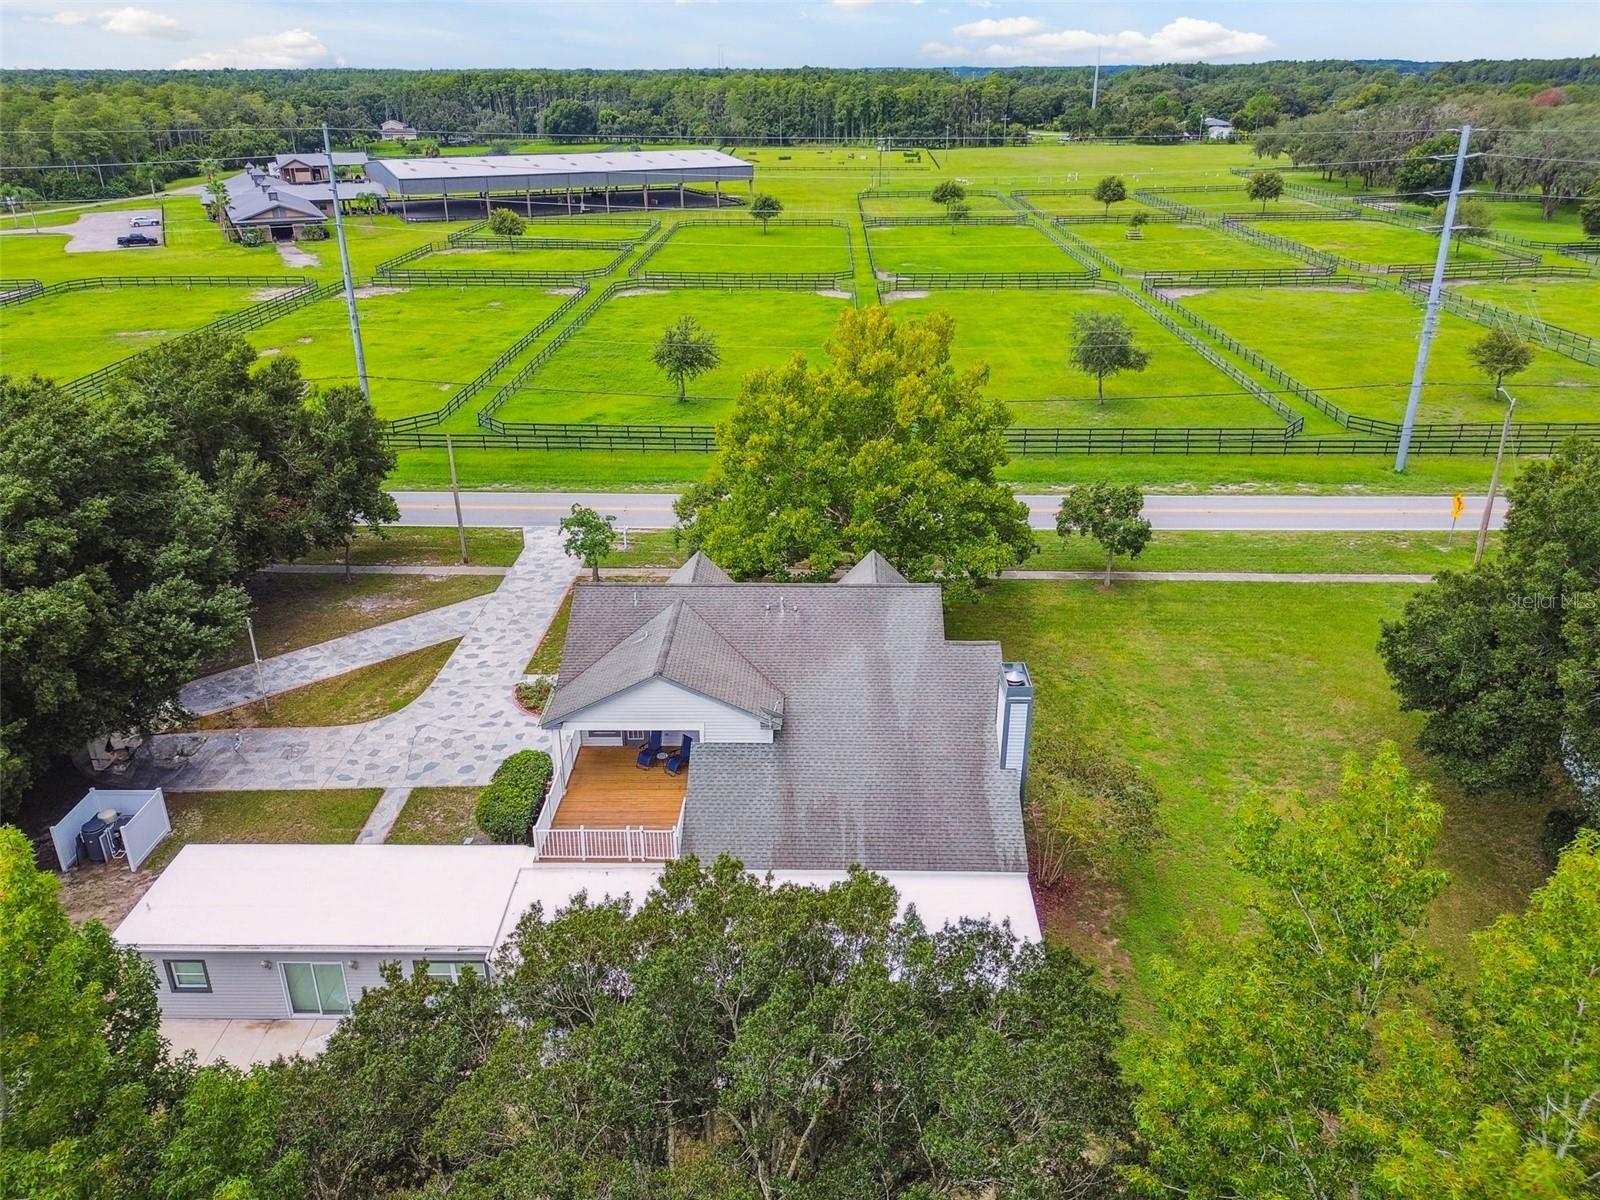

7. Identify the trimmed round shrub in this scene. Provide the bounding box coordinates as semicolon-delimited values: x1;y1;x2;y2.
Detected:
475;749;554;844
487;207;527;237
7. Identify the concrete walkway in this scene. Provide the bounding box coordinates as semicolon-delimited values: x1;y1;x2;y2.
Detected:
264;563;510;577
180;593;491;717
165;1017;335;1067
127;529;577;790
1000;570;1434;584
356;787;412;844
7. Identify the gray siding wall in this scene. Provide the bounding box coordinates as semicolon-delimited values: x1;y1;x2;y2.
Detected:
145;951;486;1019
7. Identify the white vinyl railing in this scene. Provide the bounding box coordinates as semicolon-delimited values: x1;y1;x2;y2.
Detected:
532;825;679;861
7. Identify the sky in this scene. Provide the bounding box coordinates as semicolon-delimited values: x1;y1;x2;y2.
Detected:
1;0;1594;72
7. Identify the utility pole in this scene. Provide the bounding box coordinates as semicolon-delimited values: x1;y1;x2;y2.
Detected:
1091;46;1101;110
446;433;469;565
323;122;370;399
1474;386;1517;567
1394;124;1473;472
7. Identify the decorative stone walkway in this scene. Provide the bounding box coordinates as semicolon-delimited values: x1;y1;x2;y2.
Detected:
125;529;577;791
180;594;492;717
356;787;412;844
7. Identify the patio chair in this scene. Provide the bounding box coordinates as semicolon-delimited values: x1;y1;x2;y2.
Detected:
636;731;663;769
665;736;692;777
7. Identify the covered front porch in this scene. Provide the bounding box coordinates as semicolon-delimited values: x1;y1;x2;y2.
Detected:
536;733;692;861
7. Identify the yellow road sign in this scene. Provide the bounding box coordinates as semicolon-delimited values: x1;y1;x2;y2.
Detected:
1451;493;1466;520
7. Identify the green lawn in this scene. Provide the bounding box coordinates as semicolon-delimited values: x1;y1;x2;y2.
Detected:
526;586;573;674
1180;285;1600;425
1476;199;1589;244
944;581;1555;1009
408;245;623;274
195;639;459;729
296;526;524;567
248;286;572;420
146;788;382;871
1150;190;1332;214
211;572;500;669
2;284;272;382
386;787;485;844
645;222;851;276
1252;218;1517;267
492;287;850;425
867;223;1081;275
1450;276;1600;339
500;221;646;242
886;289;1280;427
860;193;1017;217
1020;193;1142;217
602;528;1496;575
1067;221;1309;274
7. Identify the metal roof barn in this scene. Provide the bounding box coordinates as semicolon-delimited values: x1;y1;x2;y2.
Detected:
365;149;753;198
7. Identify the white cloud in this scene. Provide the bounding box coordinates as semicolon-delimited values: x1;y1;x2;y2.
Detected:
98;6;185;38
936;15;1272;65
35;10;90;24
173;28;337;69
832;0;924;7
952;16;1041;38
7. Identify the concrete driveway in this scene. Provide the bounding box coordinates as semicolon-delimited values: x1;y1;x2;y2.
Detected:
0;208;168;253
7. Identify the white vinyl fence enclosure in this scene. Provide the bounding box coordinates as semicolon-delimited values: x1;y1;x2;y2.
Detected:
49;788;171;872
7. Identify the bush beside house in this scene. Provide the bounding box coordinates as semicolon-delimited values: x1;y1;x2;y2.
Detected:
475;749;554;843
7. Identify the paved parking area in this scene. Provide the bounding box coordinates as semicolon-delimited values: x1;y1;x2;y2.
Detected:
57;209;166;253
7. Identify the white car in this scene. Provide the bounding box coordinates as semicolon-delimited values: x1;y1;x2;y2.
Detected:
130;215;161;227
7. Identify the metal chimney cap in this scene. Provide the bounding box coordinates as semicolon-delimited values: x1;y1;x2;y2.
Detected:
1004;668;1027;686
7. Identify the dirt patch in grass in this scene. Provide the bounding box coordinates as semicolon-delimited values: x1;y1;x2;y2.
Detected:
250;286;298;300
615;286;668;298
816;288;852;299
386;787;485;845
882;289;930;301
547;286;583;296
354;285;408;298
193;638;459;729
58;861;160;929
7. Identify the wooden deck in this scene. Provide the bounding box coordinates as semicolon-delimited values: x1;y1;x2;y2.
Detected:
550;746;686;830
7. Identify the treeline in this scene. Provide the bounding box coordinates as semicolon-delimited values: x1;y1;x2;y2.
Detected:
1;56;1596;198
0;334;397;799
1255;91;1600;211
4;754;1597;1198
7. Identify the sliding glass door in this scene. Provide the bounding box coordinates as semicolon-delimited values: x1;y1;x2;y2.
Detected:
282;962;351;1015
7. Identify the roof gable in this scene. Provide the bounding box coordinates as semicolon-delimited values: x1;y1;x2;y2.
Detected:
544;599;783;726
839;550;909;586
668;551;732;585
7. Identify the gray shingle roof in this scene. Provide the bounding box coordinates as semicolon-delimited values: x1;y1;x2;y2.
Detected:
668;551;732;585
543;599;784;726
216;170;325;224
549;565;1025;873
839;551;908;586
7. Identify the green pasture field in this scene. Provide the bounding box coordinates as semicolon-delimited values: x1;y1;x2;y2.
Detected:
867;222;1080;275
407;244;623;274
248;285;573;420
503;221;647;241
1251;217;1517;266
1450;276;1600;338
887;288;1278;427
643;222;852;276
1146;190;1333;214
1066;221;1311;274
859;192;1017;217
1018;192;1135;217
1;283;271;382
1181;284;1600;425
491;286;850;425
945;580;1555;1008
1475;198;1589;243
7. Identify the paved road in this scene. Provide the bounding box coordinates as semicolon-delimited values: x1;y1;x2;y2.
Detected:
392;491;1505;533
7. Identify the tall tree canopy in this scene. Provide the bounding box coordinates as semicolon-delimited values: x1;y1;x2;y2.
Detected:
0;377;247;796
1379;438;1600;798
675;306;1034;598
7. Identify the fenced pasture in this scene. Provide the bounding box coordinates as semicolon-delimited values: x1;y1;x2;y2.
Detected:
1178;283;1600;427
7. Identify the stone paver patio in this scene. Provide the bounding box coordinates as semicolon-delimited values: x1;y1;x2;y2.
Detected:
123;529;576;791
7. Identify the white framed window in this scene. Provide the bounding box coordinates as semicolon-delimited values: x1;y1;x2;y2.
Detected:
164;959;211;992
281;962;351;1015
414;960;484;984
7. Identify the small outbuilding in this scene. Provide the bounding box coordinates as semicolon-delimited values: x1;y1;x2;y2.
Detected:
379;119;418;142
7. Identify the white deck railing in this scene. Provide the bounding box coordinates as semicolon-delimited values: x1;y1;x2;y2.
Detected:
532;825;679;862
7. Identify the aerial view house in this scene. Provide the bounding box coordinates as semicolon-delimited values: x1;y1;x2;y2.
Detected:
115;552;1038;1020
379;118;418;141
1204;116;1236;139
208;164;388;241
270;150;368;185
362;147;755;218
